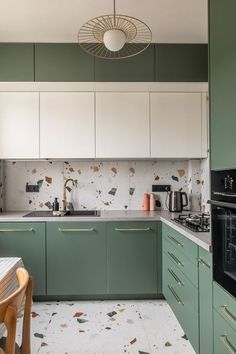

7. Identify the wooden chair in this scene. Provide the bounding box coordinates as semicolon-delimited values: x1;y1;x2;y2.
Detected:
0;268;33;354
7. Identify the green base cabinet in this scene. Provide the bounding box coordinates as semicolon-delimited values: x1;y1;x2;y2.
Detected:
0;223;46;296
107;222;158;295
198;247;213;354
46;222;107;295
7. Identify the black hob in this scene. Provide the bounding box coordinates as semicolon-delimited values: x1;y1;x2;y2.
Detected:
173;213;210;232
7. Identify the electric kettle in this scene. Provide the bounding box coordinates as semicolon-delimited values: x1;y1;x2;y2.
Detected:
166;191;188;212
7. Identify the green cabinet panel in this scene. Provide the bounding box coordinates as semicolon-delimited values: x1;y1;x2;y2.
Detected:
214;282;236;331
0;44;34;81
107;222;158;294
163;235;198;287
214;310;236;354
35;44;94;81
162;223;198;262
162;260;199;352
209;0;236;169
46;222;106;295
198;248;213;354
155;44;208;82
0;223;46;296
94;44;155;82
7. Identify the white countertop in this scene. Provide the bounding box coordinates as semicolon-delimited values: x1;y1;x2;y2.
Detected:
0;210;211;252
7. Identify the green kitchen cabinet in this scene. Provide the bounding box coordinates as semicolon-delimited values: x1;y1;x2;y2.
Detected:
35;44;94;81
155;44;208;82
214;310;236;354
0;223;46;296
0;44;34;81
46;222;106;295
107;222;158;294
198;247;213;354
94;44;155;82
209;0;236;169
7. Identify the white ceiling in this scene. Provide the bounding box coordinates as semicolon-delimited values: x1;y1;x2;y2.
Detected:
0;0;208;43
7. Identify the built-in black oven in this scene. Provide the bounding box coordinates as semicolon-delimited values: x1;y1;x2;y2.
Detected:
210;170;236;298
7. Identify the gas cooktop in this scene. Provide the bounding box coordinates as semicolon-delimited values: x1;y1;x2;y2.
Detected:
173;213;210;232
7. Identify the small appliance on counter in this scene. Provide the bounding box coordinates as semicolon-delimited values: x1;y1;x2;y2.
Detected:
173;213;210;232
166;191;188;212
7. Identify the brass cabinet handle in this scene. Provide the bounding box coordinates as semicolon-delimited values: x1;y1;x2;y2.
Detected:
114;228;151;232
168;252;184;267
0;228;34;232
167;234;184;247
168;268;184;286
220;305;236;326
220;335;236;354
197;257;211;269
59;228;95;232
168;285;184;306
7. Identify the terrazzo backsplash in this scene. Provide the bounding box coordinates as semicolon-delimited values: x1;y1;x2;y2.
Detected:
2;159;209;212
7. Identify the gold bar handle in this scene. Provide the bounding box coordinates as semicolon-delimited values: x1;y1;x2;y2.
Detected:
0;228;34;232
167;234;184;247
197;257;211;269
220;305;236;325
114;228;151;232
220;335;236;354
168;285;184;306
168;252;184;267
168;268;184;286
59;228;95;232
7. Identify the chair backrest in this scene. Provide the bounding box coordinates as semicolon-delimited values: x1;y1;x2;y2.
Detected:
0;268;29;323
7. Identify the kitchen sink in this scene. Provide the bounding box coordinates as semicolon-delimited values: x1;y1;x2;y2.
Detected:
23;210;101;217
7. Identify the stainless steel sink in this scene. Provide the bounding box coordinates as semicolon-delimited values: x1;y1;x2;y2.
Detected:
23;210;101;217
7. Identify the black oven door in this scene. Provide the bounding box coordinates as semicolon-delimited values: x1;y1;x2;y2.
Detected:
211;201;236;298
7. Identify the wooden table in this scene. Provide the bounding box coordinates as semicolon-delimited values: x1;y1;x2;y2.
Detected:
0;257;24;338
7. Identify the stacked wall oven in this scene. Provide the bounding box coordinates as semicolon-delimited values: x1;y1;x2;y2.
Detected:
210;170;236;298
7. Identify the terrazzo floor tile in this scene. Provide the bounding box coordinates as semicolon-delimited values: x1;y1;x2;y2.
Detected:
20;300;195;354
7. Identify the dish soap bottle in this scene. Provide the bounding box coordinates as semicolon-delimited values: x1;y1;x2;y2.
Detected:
52;198;59;212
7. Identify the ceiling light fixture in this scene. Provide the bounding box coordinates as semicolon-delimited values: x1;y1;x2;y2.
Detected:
78;0;152;59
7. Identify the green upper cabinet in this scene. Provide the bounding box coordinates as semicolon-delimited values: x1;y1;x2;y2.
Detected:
155;44;208;82
35;44;94;81
209;0;236;170
0;44;34;81
94;44;155;81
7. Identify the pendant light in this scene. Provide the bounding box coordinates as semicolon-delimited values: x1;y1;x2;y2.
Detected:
78;0;152;59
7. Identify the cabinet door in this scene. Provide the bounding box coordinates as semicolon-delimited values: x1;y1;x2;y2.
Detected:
0;44;34;81
0;93;39;158
35;44;94;82
198;248;213;354
40;92;95;158
0;223;46;296
214;310;236;354
47;222;106;295
107;222;158;294
209;0;236;170
96;92;150;158
150;92;205;158
155;44;208;82
95;44;154;82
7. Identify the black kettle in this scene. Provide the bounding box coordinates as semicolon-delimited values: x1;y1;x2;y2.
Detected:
167;191;188;212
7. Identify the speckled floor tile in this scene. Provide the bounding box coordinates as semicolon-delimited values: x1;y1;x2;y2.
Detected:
20;300;195;354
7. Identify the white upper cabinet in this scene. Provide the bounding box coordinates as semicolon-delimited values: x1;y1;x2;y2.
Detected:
150;92;207;158
96;92;150;158
0;92;39;159
40;92;95;158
